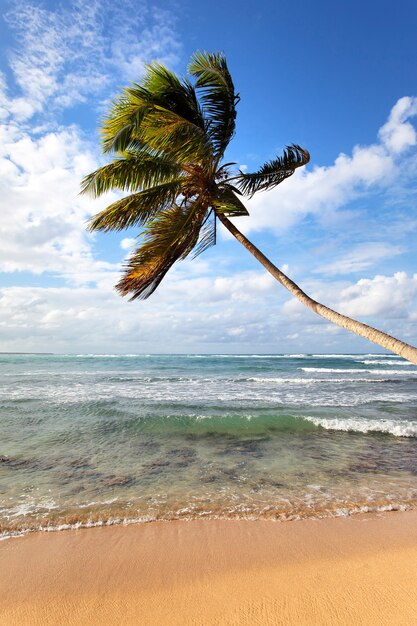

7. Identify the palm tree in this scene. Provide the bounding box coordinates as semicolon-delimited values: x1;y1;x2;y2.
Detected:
81;52;417;364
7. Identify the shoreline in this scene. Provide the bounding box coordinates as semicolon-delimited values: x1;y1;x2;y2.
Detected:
1;500;416;542
1;509;416;625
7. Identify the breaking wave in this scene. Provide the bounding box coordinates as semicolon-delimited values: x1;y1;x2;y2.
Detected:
300;368;417;375
302;416;417;437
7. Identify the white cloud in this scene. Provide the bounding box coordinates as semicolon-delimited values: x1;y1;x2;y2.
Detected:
0;268;280;352
378;96;417;153
336;272;417;318
120;238;136;250
314;242;404;276
281;271;417;323
2;0;181;121
228;326;245;336
237;97;417;235
0;121;118;279
2;266;417;353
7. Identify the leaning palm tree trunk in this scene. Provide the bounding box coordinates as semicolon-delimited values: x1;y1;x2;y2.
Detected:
217;213;417;365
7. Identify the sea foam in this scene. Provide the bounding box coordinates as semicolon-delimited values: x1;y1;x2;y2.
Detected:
300;368;417;375
302;416;417;437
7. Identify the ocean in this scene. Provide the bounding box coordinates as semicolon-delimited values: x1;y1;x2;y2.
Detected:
1;353;416;538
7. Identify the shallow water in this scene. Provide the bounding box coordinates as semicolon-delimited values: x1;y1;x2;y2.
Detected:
1;353;416;537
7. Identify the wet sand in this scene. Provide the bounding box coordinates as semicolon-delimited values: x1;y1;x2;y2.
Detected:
1;510;416;625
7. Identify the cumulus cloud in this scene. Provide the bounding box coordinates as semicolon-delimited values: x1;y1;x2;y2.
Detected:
282;271;417;324
378;96;417;153
0;121;119;279
0;267;284;352
2;266;417;353
336;272;417;318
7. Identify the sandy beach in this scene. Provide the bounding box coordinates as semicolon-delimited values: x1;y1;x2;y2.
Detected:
1;510;416;625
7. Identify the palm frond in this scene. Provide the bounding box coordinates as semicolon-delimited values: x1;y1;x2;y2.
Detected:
101;64;211;164
138;109;211;164
234;145;310;197
192;211;217;257
80;150;182;197
87;180;183;232
116;199;208;299
142;64;205;130
211;185;249;216
188;51;238;162
101;93;151;154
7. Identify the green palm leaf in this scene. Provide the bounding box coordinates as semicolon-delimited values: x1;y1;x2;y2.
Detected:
188;51;238;162
101;64;211;164
235;145;310;197
211;185;249;216
142;64;205;130
80;150;182;197
87;181;183;232
137;108;211;164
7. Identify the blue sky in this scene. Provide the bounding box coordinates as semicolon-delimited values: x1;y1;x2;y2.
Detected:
1;0;417;353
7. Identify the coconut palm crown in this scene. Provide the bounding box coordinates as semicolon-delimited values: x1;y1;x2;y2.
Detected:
82;51;417;364
81;52;309;299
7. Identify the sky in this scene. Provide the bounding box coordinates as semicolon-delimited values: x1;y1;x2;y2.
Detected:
0;0;417;354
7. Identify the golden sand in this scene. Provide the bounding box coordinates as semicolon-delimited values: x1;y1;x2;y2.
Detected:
1;510;416;625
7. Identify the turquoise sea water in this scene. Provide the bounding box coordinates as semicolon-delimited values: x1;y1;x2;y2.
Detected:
1;353;416;538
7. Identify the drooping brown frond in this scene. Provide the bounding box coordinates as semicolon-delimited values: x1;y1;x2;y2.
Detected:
116;199;208;300
192;211;217;257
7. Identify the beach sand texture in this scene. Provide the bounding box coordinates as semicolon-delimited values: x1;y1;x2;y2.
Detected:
1;510;416;625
